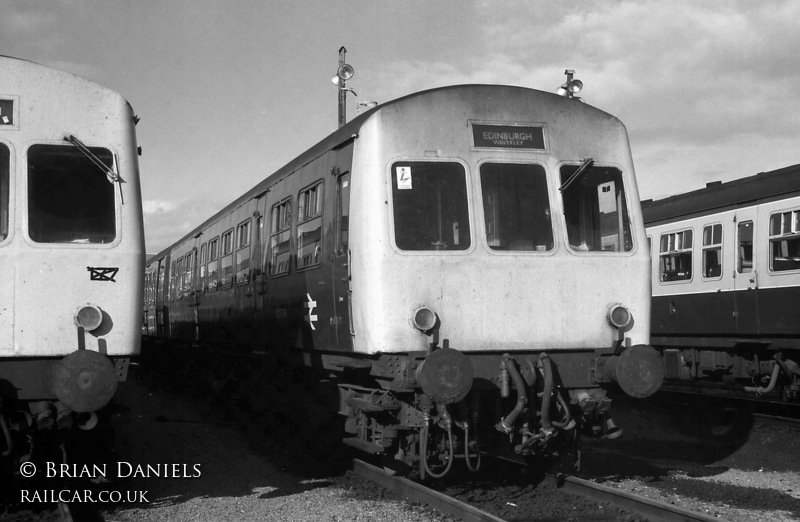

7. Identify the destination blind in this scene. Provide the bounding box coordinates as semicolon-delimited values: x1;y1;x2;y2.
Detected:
472;124;545;150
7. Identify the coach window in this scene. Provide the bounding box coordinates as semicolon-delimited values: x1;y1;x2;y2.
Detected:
297;182;323;269
220;229;234;287
560;164;632;252
659;229;692;282
480;163;553;251
158;262;166;304
184;252;194;297
702;224;723;278
235;219;252;284
27;144;116;244
207;237;219;292
269;198;292;275
336;173;350;256
253;214;264;280
737;221;753;273
392;162;470;251
169;260;177;301
177;257;186;298
199;243;207;292
0;144;8;241
769;210;800;272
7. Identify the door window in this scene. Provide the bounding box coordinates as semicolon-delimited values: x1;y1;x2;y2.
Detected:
737;221;753;273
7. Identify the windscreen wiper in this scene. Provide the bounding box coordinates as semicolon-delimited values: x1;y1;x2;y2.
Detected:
65;135;126;203
558;157;594;192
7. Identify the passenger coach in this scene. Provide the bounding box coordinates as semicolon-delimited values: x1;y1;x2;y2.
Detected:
644;164;800;404
146;83;662;476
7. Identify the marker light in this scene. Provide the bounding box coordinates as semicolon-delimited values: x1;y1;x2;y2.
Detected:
411;306;438;333
607;304;632;329
75;305;103;331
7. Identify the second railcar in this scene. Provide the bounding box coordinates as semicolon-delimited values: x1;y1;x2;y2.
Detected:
0;56;144;449
146;84;662;476
643;164;800;404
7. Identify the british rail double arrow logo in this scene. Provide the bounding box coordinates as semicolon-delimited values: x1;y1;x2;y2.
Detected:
87;267;119;282
304;293;318;330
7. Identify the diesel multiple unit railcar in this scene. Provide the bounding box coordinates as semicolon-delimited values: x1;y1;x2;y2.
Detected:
643;164;800;405
144;84;662;477
0;56;144;449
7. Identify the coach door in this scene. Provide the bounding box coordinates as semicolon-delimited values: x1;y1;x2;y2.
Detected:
252;192;268;321
189;246;200;342
332;143;353;350
155;257;167;337
733;209;758;334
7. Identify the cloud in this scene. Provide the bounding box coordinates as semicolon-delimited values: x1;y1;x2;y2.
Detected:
1;7;60;36
143;199;180;215
143;199;202;253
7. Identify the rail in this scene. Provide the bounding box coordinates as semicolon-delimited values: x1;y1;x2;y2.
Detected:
545;473;730;522
353;458;732;522
352;459;505;522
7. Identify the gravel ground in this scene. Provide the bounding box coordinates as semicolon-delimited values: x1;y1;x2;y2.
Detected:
0;365;454;521
576;393;800;522
434;393;800;522
99;365;455;522
5;368;799;522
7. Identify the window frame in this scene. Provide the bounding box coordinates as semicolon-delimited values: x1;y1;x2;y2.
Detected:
235;219;252;285
26;142;119;246
296;181;324;271
389;159;473;254
658;228;693;283
219;228;235;289
184;251;195;297
207;236;220;292
199;242;207;292
0;142;10;245
269;197;293;277
737;220;754;274
478;160;554;253
701;223;723;280
169;259;177;301
768;209;800;274
335;172;350;257
559;162;634;254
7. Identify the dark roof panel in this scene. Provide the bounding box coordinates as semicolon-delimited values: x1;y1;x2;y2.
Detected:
642;163;800;225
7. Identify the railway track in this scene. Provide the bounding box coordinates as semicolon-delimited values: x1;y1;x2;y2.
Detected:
353;458;731;522
353;459;505;522
753;412;800;430
544;473;726;522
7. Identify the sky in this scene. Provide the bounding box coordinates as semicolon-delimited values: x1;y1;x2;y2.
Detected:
2;0;799;254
